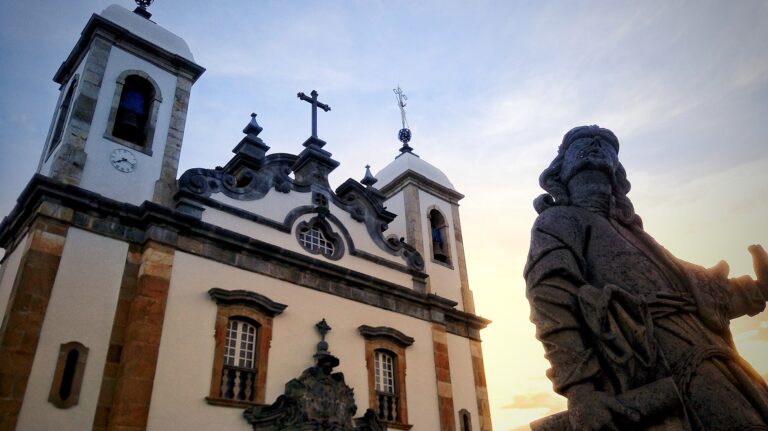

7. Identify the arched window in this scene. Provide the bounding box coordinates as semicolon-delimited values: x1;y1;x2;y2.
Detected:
219;318;259;402
459;409;473;431
48;342;88;408
429;208;451;265
113;75;154;145
105;70;162;153
48;77;78;158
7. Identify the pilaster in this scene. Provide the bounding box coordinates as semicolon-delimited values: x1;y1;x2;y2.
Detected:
451;204;475;314
152;76;193;206
49;37;112;185
0;218;69;431
470;340;493;431
106;241;174;431
432;324;455;431
92;244;142;431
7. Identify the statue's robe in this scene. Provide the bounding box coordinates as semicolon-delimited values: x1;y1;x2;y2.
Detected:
525;205;768;430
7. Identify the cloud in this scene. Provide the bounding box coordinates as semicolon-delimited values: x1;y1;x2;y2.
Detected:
747;321;768;342
501;392;564;416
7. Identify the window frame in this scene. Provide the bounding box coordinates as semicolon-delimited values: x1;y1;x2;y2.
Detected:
103;70;162;155
427;207;453;268
459;408;473;431
359;325;414;430
295;216;345;260
48;341;88;409
46;75;79;161
207;288;287;408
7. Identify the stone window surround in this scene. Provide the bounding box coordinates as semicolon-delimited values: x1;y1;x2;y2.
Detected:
45;75;80;162
359;325;414;430
207;288;287;408
103;69;162;156
459;408;473;431
427;205;454;269
48;341;89;409
295;215;345;261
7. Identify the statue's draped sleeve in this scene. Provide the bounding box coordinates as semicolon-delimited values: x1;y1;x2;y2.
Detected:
523;207;602;395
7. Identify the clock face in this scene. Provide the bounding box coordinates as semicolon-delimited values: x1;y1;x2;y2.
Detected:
109;148;137;173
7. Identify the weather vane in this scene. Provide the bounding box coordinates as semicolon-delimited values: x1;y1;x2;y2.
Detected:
133;0;154;19
393;86;413;153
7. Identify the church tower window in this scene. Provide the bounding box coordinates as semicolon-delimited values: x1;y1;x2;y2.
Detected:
113;75;153;145
429;208;452;265
105;70;162;154
47;76;78;158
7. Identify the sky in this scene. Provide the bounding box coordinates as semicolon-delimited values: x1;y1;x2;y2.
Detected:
1;1;767;430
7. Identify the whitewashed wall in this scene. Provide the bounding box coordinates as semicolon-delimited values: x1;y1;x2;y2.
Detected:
147;251;443;431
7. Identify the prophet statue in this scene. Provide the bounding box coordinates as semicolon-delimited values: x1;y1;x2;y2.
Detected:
525;125;768;430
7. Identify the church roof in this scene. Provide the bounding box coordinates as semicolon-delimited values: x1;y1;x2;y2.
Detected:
375;151;456;191
100;4;195;62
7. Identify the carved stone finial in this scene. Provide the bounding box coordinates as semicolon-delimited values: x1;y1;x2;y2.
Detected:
243;112;263;137
361;165;378;187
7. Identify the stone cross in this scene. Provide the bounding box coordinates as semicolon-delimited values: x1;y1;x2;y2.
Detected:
297;90;331;139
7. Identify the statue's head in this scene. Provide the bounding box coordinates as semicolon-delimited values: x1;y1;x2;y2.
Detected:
535;125;642;228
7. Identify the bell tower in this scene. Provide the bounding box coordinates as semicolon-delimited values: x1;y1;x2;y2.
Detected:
37;1;204;206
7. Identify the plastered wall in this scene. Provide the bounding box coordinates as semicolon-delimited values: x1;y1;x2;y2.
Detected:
147;251;444;431
15;228;128;431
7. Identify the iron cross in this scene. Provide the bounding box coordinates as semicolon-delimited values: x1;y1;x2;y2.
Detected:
297;90;331;138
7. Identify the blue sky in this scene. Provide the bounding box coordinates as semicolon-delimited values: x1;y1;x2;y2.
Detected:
1;1;767;430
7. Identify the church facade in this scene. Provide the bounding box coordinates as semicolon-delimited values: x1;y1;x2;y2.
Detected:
0;4;492;431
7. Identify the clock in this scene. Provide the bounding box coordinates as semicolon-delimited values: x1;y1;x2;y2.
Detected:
109;148;137;173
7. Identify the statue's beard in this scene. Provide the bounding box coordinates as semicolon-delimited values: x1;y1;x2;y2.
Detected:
563;158;617;183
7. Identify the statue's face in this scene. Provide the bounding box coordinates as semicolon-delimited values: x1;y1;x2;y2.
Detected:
560;135;619;182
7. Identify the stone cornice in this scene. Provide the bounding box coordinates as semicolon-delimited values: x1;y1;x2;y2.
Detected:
54;13;205;86
358;325;415;348
378;170;465;204
0;175;490;340
208;288;287;317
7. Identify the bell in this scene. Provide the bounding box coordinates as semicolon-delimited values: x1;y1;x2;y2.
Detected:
433;242;449;263
115;111;141;141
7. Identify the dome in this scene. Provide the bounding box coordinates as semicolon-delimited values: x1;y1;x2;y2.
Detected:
100;5;195;62
375;152;455;191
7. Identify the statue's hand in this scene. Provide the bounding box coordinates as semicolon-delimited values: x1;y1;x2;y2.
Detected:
567;390;640;431
748;245;768;299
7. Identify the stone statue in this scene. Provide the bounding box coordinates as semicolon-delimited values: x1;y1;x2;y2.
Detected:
525;125;768;431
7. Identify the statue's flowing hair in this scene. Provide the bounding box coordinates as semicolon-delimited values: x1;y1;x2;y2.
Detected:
533;125;643;229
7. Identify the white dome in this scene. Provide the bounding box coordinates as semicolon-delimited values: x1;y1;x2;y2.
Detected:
100;5;195;62
375;152;455;190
